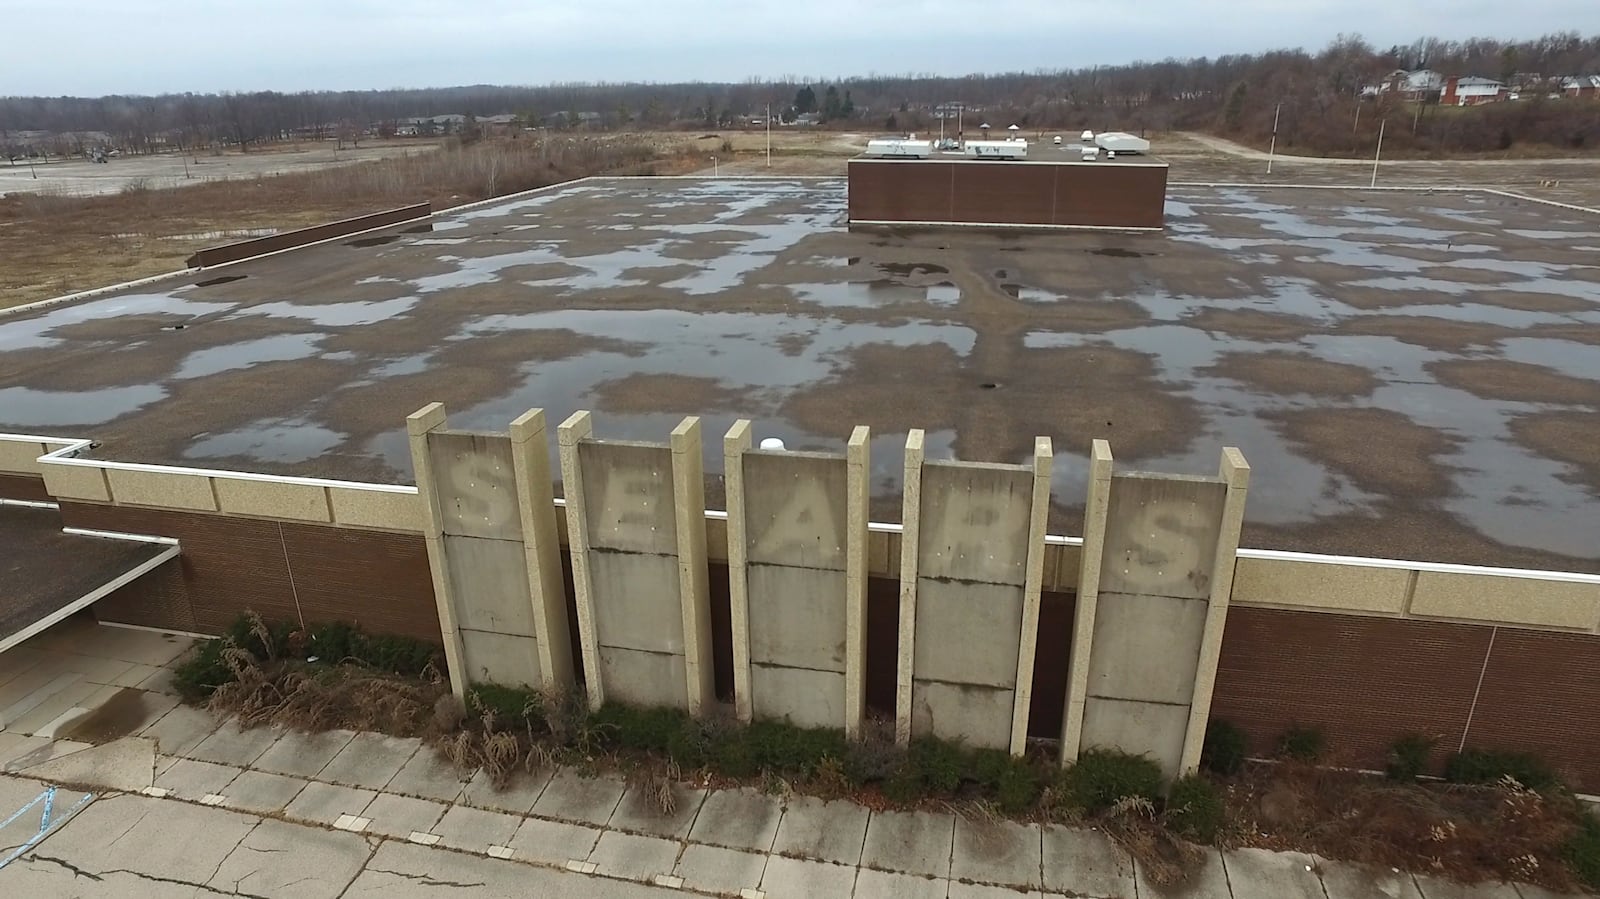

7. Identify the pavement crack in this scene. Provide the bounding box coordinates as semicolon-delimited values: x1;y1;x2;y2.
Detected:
31;855;105;881
378;868;488;888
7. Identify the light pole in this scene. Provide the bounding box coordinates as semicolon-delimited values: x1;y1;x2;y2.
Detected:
710;156;718;177
1266;103;1280;174
1370;118;1386;188
766;103;772;168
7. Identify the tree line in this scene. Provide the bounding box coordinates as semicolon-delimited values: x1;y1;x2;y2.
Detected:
2;31;1597;158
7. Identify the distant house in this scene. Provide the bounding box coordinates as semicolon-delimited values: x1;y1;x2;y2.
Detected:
1562;75;1600;98
1442;76;1507;106
543;111;603;128
1365;69;1444;99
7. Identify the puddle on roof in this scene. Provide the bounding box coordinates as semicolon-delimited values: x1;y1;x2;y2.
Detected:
231;297;419;327
0;385;166;427
788;281;960;308
0;295;236;351
174;334;323;379
185;418;346;463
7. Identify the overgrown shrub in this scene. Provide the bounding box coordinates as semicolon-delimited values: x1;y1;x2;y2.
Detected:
1385;734;1436;782
995;760;1043;814
1445;748;1560;791
1201;719;1247;776
1061;750;1163;814
171;637;231;702
910;737;966;793
467;684;542;728
1276;724;1326;762
1164;775;1225;843
1565;811;1600;890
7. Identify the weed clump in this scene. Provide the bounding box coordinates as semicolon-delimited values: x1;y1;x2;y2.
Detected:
1059;750;1164;814
1276;724;1326;762
1445;748;1560;791
1201;718;1248;776
1164;775;1225;843
1385;734;1437;782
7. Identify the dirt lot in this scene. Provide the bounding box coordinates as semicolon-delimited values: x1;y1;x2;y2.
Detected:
0;140;439;197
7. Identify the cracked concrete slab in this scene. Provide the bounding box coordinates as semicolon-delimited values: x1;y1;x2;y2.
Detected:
531;769;627;827
13;792;257;887
431;804;523;852
343;839;683;897
137;704;220;757
1042;825;1136;898
771;794;869;865
1;737;90;773
672;842;768;894
1318;857;1424;899
284;781;378;825
1226;847;1326;899
315;732;419;790
384;746;471;803
948;882;1052;899
359;792;448;839
252;728;356;779
609;782;708;839
461;766;552;815
855;866;948;898
186;721;282;768
206;817;373;899
222;770;309;815
687;787;783;851
152;757;241;799
951;815;1041;888
861;808;955;878
760;853;860;899
14;735;155;792
588;830;683;882
507;816;604;865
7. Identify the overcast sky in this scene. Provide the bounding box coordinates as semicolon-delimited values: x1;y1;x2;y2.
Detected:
2;0;1596;96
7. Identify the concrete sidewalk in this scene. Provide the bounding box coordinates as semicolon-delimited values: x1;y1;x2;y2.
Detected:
0;705;1581;898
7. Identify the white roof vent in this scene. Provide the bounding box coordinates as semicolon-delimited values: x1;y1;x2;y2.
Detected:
1080;129;1094;141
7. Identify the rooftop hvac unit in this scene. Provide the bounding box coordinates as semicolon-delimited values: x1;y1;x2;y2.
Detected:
1094;131;1150;154
864;138;933;159
1080;129;1095;142
1080;145;1100;160
964;140;1028;160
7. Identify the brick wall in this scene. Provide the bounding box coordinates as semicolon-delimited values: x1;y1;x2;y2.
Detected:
0;473;52;503
57;501;440;644
1211;607;1600;792
847;159;1169;229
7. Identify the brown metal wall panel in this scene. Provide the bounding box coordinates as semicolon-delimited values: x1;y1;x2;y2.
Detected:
951;164;1057;225
185;203;431;268
1466;628;1600;791
847;161;952;223
850;159;1166;229
0;473;52;503
1054;166;1168;229
1210;608;1488;774
56;502;440;645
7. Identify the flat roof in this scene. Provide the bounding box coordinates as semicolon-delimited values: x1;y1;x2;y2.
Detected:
850;152;1168;167
0;505;175;652
1;176;1597;571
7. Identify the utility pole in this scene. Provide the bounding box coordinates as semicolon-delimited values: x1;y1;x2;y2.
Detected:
1353;103;1361;134
1371;118;1386;188
766;103;771;168
1266;103;1281;174
1412;99;1422;134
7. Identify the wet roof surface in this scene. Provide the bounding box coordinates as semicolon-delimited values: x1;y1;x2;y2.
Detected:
0;505;172;641
1;177;1597;571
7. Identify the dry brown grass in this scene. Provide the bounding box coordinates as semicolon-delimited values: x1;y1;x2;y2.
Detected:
1224;760;1586;892
0;135;700;309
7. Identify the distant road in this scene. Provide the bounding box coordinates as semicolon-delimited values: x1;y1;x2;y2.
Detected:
1179;131;1600;167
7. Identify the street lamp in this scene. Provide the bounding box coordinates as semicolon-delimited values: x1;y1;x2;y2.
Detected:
710;155;718;177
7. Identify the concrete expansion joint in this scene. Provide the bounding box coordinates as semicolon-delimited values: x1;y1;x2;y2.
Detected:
1084;692;1192;708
